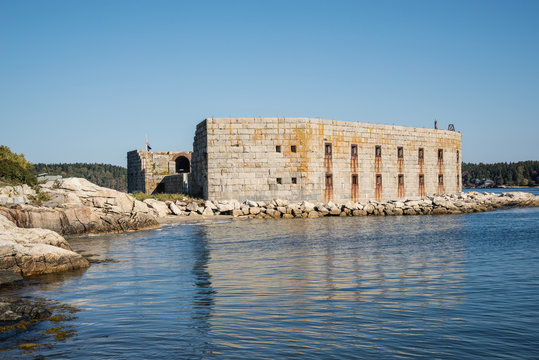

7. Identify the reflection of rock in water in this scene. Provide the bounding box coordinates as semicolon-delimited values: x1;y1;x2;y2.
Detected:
0;296;80;355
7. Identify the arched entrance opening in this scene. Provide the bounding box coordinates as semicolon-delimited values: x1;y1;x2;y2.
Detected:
175;156;190;173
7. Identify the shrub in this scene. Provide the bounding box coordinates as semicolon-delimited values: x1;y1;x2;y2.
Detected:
0;146;37;185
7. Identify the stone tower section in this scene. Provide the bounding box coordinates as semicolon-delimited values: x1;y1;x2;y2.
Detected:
127;150;192;194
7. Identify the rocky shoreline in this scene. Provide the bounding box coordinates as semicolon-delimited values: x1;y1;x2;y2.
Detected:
143;191;539;219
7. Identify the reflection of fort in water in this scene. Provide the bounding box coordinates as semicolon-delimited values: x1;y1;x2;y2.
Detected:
199;215;466;314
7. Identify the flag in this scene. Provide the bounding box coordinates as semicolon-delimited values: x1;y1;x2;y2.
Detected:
145;135;152;152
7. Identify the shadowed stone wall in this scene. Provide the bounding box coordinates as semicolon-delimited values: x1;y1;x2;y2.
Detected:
127;150;192;194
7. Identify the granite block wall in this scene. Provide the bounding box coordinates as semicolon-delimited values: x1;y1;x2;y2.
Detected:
191;118;462;202
127;150;192;194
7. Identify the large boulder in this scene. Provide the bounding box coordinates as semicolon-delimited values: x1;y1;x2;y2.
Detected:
0;178;159;235
0;214;89;276
143;199;172;218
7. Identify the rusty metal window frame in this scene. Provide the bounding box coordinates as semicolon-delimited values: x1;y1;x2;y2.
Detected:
418;148;424;160
325;173;333;186
397;146;404;159
325;143;332;156
375;145;382;158
376;174;382;185
398;174;404;185
351;144;358;157
352;174;358;185
438;149;443;161
438;174;443;185
419;174;424;185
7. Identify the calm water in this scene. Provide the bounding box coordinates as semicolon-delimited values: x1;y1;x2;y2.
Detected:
2;203;539;358
462;187;539;196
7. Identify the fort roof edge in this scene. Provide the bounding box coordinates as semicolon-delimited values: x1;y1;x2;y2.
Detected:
199;117;461;135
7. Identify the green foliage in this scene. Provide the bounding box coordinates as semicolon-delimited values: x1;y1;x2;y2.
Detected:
462;161;539;187
131;192;195;202
33;163;127;192
28;187;51;205
0;145;37;185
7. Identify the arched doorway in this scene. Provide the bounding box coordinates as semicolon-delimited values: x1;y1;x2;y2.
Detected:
175;156;190;173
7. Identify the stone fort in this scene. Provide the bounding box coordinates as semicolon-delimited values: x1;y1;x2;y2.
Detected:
128;117;461;202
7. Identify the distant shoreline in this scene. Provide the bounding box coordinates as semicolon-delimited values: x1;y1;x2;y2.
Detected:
463;185;539;189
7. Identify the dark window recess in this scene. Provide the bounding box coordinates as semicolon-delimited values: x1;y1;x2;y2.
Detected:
325;143;332;155
438;174;444;185
276;177;282;184
418;148;424;160
351;144;358;157
397;147;403;159
291;145;296;153
276;145;281;153
352;174;358;185
291;177;297;184
438;149;443;161
376;174;382;185
419;174;425;185
398;174;404;185
326;174;333;186
456;150;460;163
375;145;382;158
175;156;190;173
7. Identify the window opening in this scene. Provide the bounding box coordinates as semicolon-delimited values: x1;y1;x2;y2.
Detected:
351;144;358;157
325;143;332;155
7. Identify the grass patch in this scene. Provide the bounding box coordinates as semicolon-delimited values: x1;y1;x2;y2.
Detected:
131;192;196;202
28;187;51;205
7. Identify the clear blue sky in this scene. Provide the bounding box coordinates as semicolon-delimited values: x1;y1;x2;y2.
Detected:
1;0;538;166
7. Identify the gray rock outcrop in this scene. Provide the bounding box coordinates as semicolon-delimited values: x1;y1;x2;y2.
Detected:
0;178;159;235
0;214;89;276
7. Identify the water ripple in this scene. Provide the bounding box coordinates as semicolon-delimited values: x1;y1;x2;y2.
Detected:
3;207;539;358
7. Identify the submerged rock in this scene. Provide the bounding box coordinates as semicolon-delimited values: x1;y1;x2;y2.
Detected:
0;296;51;323
0;270;23;287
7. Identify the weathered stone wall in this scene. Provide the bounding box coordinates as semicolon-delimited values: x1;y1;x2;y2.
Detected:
127;150;192;194
192;118;462;202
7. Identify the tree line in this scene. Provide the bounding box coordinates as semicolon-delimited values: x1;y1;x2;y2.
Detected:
462;161;539;187
34;163;128;192
2;145;538;191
